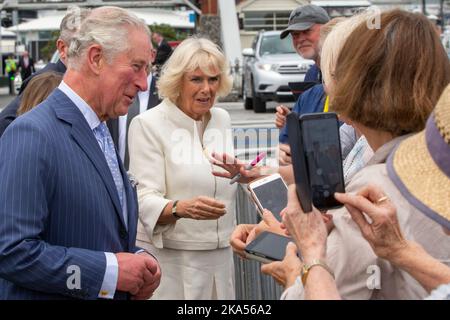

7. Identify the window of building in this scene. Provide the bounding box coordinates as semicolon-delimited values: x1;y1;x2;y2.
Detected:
243;11;291;31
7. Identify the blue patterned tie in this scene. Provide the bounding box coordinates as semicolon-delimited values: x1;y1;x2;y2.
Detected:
93;122;127;227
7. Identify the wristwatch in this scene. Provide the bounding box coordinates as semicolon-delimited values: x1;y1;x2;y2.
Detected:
171;200;182;219
301;259;334;286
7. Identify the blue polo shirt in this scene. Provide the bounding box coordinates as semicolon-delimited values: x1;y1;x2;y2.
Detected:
279;84;326;143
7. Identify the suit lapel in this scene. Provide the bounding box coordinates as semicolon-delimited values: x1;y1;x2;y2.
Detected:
51;89;127;229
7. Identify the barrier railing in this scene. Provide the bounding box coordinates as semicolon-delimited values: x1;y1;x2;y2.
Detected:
233;184;284;300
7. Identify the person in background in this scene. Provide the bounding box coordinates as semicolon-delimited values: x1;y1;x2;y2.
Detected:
276;17;345;165
128;37;237;300
275;5;330;157
152;31;173;70
4;54;17;95
18;51;36;83
0;7;91;138
17;72;63;116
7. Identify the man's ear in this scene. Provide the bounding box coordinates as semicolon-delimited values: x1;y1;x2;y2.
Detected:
56;39;67;61
86;44;103;75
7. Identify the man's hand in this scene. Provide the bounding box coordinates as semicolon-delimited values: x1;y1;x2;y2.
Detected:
131;252;161;300
275;105;290;129
115;252;160;297
278;144;292;166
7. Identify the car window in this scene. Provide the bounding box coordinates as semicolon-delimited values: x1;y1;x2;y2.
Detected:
259;34;295;56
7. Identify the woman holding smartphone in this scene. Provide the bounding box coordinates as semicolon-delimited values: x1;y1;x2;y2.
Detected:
214;9;450;300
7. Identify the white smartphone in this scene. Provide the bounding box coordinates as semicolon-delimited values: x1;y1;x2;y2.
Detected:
247;173;288;221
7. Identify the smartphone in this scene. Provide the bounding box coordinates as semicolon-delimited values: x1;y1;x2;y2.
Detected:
247;173;288;221
300;112;345;210
245;231;295;264
286;112;313;213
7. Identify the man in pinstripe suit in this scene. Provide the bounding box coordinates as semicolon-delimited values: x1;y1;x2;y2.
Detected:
0;7;161;300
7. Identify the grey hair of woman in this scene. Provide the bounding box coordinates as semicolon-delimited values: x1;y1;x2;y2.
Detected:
67;6;150;70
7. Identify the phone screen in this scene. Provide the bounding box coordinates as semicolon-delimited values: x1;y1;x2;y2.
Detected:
301;113;345;210
251;177;287;221
245;231;294;262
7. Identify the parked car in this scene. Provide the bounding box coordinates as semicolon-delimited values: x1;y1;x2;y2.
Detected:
242;30;314;113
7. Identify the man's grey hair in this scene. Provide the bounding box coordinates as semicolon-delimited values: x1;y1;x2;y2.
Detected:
59;6;91;44
67;6;150;70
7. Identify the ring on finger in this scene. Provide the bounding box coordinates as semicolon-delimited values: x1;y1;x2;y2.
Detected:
376;196;389;205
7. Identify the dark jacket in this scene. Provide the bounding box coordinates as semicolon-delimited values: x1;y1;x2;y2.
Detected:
18;56;36;82
154;39;173;66
279;84;326;143
0;59;66;138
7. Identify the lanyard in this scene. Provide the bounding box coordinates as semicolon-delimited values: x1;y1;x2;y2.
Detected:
323;95;329;113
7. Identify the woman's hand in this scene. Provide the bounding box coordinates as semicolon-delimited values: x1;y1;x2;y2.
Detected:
230;210;287;259
230;224;256;258
177;196;227;220
210;152;265;184
247;209;288;245
280;185;328;262
275;105;290;129
334;184;408;260
261;242;302;289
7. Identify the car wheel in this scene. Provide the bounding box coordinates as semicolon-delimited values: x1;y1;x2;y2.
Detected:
252;79;266;113
243;79;253;110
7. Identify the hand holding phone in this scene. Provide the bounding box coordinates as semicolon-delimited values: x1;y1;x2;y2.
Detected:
247;174;288;221
245;231;297;264
287;112;345;212
300;113;345;210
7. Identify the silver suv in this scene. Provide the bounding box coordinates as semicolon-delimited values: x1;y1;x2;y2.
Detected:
242;30;314;113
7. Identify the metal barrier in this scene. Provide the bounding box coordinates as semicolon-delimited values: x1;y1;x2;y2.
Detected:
233;184;284;300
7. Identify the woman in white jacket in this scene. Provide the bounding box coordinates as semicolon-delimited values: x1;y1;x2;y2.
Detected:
128;38;237;299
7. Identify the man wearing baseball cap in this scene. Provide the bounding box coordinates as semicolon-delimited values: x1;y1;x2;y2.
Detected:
280;4;330;82
276;5;330;165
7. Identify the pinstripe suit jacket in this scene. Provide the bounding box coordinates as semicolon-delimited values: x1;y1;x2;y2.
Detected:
0;89;139;300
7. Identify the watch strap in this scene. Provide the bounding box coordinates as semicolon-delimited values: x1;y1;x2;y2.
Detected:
301;259;334;286
171;200;182;219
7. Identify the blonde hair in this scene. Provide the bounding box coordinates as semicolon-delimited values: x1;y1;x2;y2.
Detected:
17;72;63;116
332;9;450;136
157;37;233;103
321;12;374;92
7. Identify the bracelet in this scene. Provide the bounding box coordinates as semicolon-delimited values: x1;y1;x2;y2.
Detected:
301;259;334;286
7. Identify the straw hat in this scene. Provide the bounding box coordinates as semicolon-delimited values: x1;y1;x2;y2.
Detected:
387;85;450;230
